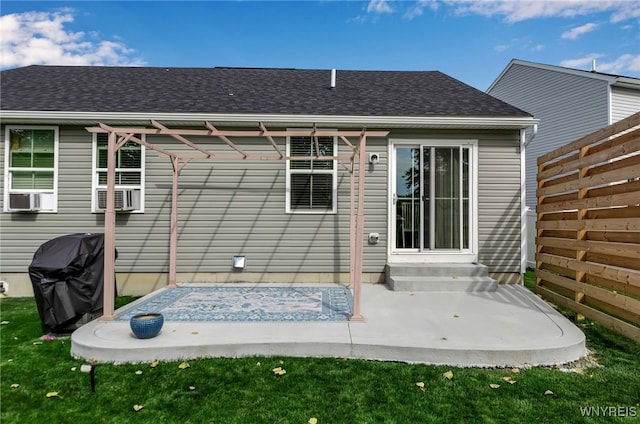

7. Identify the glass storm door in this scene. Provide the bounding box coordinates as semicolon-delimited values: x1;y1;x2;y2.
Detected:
393;145;471;252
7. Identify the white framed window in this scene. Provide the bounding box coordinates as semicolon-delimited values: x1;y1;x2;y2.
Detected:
4;126;59;212
286;133;337;214
91;133;145;213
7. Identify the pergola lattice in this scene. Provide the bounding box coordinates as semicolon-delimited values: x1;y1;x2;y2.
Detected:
86;121;389;321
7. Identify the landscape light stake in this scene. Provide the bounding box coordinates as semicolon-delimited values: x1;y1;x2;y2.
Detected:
80;364;96;392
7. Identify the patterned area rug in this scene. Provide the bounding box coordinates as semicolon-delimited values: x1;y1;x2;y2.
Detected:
116;286;353;322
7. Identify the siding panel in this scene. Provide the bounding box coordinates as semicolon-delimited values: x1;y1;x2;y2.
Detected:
488;63;610;208
611;86;640;123
477;133;522;273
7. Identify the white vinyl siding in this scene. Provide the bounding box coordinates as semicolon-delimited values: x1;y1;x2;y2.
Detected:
611;86;640;123
488;63;610;208
477;133;522;272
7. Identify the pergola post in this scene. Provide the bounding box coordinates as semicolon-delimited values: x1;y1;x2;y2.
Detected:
350;133;367;321
168;156;179;288
101;131;117;320
349;159;355;290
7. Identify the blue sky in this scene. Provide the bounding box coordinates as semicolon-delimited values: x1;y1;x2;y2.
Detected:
1;1;638;90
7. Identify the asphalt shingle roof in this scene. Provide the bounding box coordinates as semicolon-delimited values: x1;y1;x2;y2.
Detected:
1;65;530;117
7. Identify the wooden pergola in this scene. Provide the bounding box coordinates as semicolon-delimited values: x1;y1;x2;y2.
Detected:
86;121;388;321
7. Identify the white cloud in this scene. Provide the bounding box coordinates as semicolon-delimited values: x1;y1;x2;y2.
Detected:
364;0;639;24
609;3;640;23
493;38;545;54
367;0;393;14
0;10;145;69
404;0;440;20
560;53;604;69
561;22;598;39
445;0;640;23
597;54;640;73
558;53;640;75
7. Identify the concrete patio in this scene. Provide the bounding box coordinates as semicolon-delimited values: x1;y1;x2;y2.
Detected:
71;283;586;367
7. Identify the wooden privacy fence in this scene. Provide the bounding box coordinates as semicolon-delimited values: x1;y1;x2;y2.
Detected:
536;111;640;342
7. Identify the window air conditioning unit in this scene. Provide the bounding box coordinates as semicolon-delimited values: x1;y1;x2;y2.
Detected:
97;189;139;211
9;193;41;211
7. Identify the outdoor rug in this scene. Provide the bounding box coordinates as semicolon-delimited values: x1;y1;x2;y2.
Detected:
116;285;353;322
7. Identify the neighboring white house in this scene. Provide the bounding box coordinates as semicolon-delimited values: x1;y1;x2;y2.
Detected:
487;59;640;268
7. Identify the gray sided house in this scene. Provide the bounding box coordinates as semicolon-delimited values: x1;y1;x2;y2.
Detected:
487;59;640;209
1;66;536;297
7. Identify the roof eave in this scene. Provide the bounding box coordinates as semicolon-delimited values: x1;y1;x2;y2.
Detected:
0;111;538;130
612;77;640;89
491;59;640;90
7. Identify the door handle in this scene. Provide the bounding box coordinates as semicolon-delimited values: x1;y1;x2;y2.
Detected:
393;193;398;205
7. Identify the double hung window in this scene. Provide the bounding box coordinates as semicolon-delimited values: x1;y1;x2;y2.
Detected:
92;133;144;212
4;126;58;212
286;134;337;213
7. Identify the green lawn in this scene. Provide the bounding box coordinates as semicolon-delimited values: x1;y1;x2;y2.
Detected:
1;288;639;424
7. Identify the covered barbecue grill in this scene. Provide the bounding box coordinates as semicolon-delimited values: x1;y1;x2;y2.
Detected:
28;233;115;334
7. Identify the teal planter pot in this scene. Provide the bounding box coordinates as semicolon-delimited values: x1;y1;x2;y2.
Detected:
130;313;164;339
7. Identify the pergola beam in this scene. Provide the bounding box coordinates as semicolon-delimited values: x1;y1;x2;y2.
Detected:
87;125;388;139
155;154;355;161
205;121;249;158
339;135;356;151
259;122;284;158
152;120;217;158
115;132;135;150
95;123;178;158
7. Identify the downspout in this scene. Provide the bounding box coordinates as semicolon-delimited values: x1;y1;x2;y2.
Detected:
524;123;538;148
520;124;538;276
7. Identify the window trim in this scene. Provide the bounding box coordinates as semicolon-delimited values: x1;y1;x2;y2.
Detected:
285;131;338;214
91;133;145;213
3;125;59;213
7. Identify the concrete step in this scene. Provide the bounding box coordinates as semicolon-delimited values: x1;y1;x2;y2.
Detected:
386;263;490;278
388;276;497;292
385;263;497;292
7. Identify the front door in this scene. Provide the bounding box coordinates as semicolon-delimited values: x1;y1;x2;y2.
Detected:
391;141;476;261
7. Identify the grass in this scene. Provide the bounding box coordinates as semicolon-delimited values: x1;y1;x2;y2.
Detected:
1;286;639;424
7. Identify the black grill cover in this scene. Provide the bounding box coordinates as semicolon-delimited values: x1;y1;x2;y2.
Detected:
28;233;115;333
